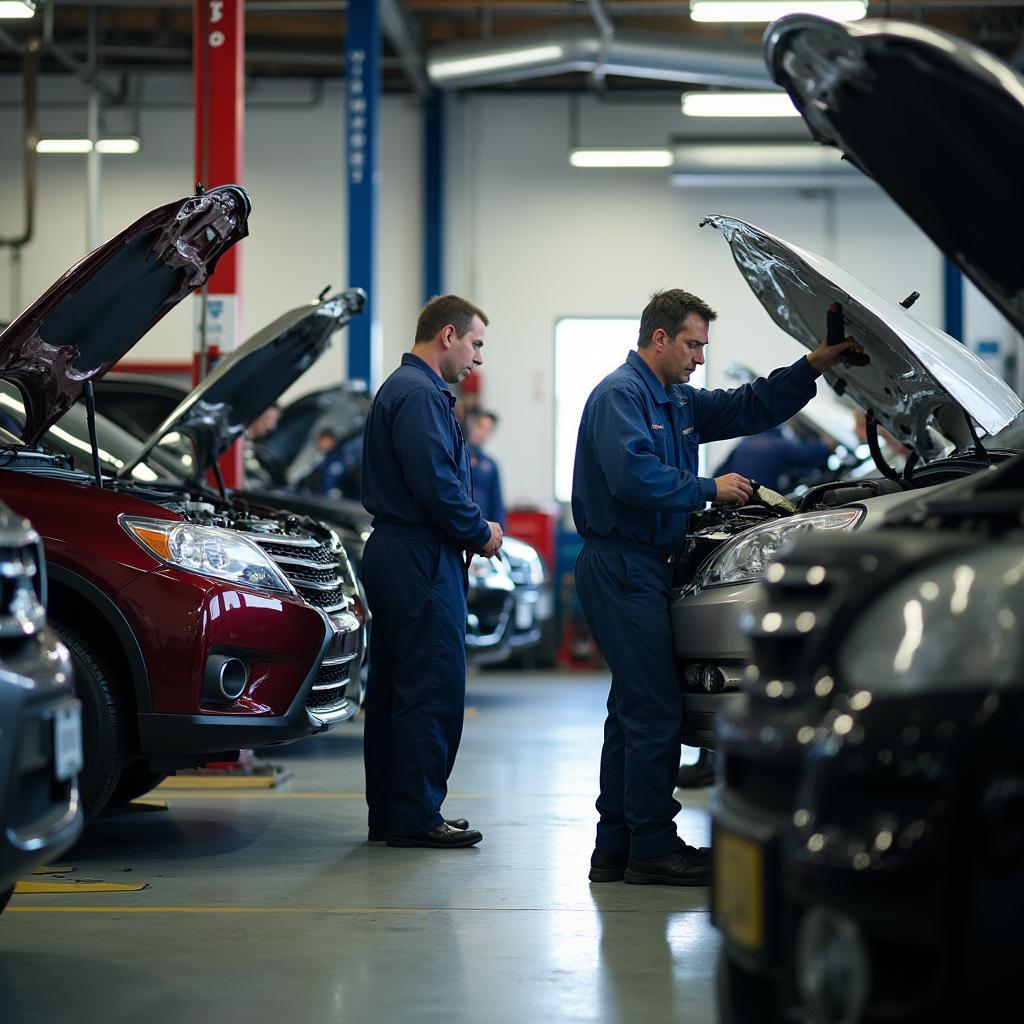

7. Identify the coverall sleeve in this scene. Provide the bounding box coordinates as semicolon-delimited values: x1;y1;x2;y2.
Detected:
391;388;491;548
588;387;717;511
781;437;832;468
692;357;818;443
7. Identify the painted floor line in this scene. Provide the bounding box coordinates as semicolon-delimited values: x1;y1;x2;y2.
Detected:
141;791;599;800
6;905;710;915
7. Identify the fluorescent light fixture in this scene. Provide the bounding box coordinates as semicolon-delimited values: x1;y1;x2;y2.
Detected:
682;91;800;117
95;137;141;154
36;138;93;154
690;1;867;23
570;148;673;168
36;137;141;154
429;45;564;81
0;1;35;18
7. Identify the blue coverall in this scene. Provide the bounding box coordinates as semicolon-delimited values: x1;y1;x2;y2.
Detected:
714;425;831;492
468;444;507;529
361;354;492;837
572;350;819;859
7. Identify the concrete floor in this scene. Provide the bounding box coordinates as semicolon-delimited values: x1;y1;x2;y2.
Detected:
0;672;720;1024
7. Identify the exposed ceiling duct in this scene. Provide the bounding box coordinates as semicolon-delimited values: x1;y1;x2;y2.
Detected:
426;26;773;90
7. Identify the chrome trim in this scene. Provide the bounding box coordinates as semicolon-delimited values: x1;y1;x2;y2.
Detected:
262;554;334;570
321;652;358;668
312;680;349;692
292;576;345;592
307;698;358;728
7;784;83;853
252;535;322;549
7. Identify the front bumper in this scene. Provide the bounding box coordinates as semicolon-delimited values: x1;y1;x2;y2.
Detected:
1;630;84;892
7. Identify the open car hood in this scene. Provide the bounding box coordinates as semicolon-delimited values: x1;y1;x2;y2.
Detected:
0;186;250;446
764;15;1024;335
118;288;366;480
702;215;1023;460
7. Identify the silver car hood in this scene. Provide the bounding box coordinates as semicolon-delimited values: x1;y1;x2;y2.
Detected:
702;215;1023;460
118;289;365;481
764;15;1024;336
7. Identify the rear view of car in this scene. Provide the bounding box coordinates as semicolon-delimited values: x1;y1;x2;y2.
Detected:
0;503;82;914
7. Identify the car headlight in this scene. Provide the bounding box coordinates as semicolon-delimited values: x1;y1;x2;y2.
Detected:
694;509;864;589
502;537;546;584
838;544;1024;695
121;516;293;593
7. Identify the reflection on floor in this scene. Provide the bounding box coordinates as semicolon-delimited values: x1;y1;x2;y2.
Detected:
0;672;719;1024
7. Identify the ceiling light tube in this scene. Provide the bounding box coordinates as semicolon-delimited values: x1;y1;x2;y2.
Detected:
429;45;565;81
570;148;673;168
682;91;800;117
0;1;35;18
36;137;141;154
690;1;867;23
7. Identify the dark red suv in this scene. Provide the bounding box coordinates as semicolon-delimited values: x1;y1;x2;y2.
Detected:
0;188;365;817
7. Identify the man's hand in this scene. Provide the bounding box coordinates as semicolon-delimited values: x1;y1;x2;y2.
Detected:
714;473;753;506
806;336;865;374
480;521;503;557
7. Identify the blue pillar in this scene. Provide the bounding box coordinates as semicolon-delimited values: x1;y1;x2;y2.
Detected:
346;0;380;387
943;256;964;342
423;90;444;302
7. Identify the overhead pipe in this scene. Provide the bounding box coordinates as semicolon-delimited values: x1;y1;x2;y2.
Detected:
427;26;772;90
0;33;38;250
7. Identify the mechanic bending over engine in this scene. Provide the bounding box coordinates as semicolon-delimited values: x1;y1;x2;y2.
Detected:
572;288;862;887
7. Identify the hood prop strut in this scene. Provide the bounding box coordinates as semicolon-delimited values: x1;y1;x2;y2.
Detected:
865;409;904;485
964;412;990;466
210;457;228;502
84;381;103;488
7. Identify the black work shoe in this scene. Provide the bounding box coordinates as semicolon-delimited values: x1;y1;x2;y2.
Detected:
624;847;711;886
387;823;483;849
369;818;469;842
589;849;629;883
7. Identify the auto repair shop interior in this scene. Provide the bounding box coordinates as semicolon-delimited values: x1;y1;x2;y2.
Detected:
0;2;1022;1023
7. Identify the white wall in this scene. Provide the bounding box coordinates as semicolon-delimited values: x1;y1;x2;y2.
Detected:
0;74;422;402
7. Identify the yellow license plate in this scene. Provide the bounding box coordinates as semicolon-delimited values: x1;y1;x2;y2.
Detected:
714;828;765;952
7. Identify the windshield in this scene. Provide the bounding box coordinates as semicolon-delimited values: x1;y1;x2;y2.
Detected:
0;381;187;482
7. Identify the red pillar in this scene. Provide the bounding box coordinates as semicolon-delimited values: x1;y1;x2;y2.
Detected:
194;0;244;486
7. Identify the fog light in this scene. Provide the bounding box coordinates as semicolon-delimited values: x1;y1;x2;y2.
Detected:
796;907;871;1024
683;663;702;688
205;655;247;701
701;664;726;693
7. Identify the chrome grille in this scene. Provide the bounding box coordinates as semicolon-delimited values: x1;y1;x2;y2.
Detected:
252;533;350;616
0;523;46;640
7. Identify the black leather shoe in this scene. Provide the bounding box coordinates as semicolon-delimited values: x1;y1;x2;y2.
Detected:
369;818;469;842
589;849;629;883
624;846;711;886
387;823;483;849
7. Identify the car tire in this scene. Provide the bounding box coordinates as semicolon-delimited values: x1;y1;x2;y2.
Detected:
52;623;125;820
109;761;168;806
717;950;777;1024
0;886;12;914
677;748;716;789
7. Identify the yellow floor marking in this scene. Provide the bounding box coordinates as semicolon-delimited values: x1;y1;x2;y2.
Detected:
143;791;588;800
14;880;147;894
129;799;169;810
31;866;73;875
6;905;706;915
157;775;278;790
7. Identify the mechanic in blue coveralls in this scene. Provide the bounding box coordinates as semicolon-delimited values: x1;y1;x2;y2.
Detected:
573;289;863;887
465;409;507;528
360;295;503;850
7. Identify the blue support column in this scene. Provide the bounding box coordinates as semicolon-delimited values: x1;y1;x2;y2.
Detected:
943;256;964;342
423;90;444;302
346;0;380;386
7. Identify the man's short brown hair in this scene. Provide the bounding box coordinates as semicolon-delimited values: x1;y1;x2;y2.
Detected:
416;294;489;342
638;289;717;348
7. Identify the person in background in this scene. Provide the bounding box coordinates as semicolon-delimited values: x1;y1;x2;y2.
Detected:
712;420;833;493
360;294;503;850
464;408;507;529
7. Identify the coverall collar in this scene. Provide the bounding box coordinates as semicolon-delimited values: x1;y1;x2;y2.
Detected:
401;352;456;404
626;349;674;407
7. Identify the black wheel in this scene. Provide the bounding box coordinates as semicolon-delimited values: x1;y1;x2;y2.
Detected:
0;886;12;915
52;623;126;819
109;761;168;806
677;748;716;789
717;950;779;1024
